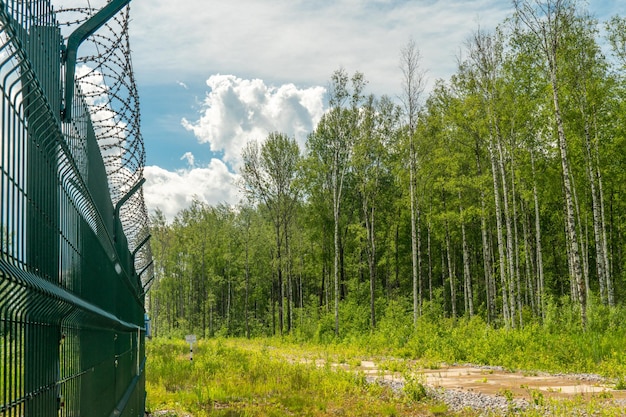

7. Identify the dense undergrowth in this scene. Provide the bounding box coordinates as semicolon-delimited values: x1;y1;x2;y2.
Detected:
323;301;626;378
158;299;626;377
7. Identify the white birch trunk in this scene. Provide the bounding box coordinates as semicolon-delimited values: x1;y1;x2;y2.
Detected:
552;75;586;326
410;143;419;326
480;195;494;322
583;121;607;303
530;150;545;319
496;132;517;327
445;220;456;318
488;140;510;326
510;150;523;327
596;158;613;306
459;192;473;316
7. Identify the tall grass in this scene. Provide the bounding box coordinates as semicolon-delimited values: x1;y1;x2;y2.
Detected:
145;338;435;416
295;299;626;378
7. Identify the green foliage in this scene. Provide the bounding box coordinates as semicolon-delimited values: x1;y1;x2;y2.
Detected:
402;372;428;403
374;300;414;346
148;9;626;410
147;333;626;416
314;310;338;344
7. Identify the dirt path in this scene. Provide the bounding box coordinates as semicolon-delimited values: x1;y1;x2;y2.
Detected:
352;360;626;402
301;355;625;404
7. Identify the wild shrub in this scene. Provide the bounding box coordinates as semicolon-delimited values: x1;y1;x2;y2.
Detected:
402;372;428;403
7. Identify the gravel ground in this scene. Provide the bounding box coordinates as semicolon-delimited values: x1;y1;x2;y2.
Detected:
367;372;626;416
367;375;529;414
454;362;610;384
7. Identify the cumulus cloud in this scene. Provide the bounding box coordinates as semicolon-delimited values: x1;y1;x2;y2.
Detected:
144;159;241;221
182;74;325;169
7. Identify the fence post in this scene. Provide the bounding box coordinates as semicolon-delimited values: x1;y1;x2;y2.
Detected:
62;0;132;121
23;20;63;417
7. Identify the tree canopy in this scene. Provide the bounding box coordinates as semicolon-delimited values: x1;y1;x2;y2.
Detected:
147;2;626;338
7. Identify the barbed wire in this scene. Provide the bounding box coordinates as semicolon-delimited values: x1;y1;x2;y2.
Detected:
56;2;153;286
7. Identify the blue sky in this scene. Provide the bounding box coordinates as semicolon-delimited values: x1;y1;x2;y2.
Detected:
139;80;209;170
89;0;624;220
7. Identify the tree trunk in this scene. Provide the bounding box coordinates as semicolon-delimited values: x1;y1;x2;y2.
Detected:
286;228;293;333
445;219;456;318
227;278;231;334
271;279;276;335
364;203;377;329
521;203;536;314
475;144;494;322
510;150;523;327
496;131;517;328
530;150;545;319
572;179;590;301
427;220;433;302
549;52;587;328
245;239;250;339
334;191;341;336
488;139;510;326
596;154;613;305
459;192;473;317
400;39;425;325
410;140;420;326
417;205;423;316
276;223;284;335
480;195;494;323
582;115;606;304
441;248;447;315
395;219;400;289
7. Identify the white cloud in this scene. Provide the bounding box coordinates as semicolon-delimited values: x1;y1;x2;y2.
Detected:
144;159;241;221
180;151;195;167
141;76;323;218
129;0;615;96
129;0;513;96
182;74;325;169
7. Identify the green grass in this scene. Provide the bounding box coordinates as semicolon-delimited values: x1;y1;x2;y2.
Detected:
333;313;626;378
146;338;442;417
146;307;626;416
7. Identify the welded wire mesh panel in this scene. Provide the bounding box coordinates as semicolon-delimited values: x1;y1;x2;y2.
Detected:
0;1;149;416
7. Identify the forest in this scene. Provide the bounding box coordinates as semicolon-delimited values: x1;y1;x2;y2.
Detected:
146;1;626;343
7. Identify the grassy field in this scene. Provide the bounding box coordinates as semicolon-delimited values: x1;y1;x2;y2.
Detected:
145;337;448;417
146;311;626;416
145;335;626;416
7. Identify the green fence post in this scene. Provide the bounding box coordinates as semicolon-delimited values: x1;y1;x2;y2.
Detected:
23;20;63;417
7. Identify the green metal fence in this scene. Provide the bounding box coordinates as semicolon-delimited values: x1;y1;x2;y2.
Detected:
0;1;151;415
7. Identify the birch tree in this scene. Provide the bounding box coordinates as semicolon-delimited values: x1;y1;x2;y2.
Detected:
564;15;613;305
353;95;400;329
464;28;513;327
514;0;587;327
307;69;366;336
241;132;301;335
400;39;426;325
